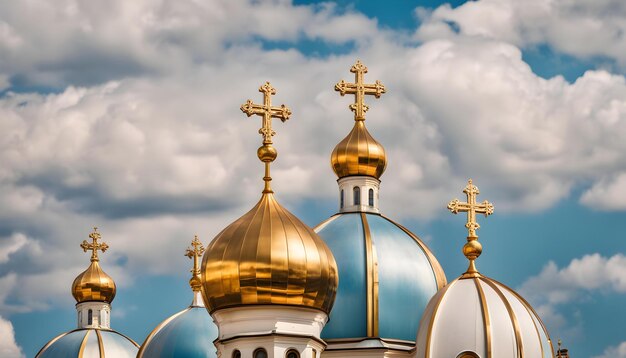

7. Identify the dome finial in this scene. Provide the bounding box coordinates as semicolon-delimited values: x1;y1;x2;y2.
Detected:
335;60;386;121
80;227;109;262
240;81;292;194
447;179;494;276
185;235;205;292
72;227;116;304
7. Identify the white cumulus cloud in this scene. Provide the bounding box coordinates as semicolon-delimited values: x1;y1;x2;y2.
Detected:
417;0;626;66
0;315;24;358
594;342;626;358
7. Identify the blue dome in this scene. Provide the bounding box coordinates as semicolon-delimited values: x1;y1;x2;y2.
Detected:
36;328;138;358
138;306;218;357
314;212;447;341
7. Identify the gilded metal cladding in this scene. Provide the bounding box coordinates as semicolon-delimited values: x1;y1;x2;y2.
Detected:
35;328;139;357
201;192;339;314
447;179;494;276
331;60;388;180
72;228;116;304
331;120;387;179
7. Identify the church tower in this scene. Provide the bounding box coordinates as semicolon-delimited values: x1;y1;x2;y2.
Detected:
35;228;138;358
314;61;446;357
414;180;554;357
201;82;339;358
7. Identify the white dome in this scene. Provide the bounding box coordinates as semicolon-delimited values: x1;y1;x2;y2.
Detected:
415;275;554;358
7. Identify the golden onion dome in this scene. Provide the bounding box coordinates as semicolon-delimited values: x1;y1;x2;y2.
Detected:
201;82;338;314
330;120;387;179
201;192;338;314
331;60;388;179
71;228;117;304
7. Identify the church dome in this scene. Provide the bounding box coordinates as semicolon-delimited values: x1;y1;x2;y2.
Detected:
202;82;338;315
138;306;217;357
71;228;116;304
330;120;387;179
139;236;218;358
415;180;554;357
202;192;339;314
415;275;553;357
35;328;138;358
315;212;446;341
72;260;116;304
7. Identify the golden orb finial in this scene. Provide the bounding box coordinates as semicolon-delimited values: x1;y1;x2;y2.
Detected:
185;235;205;292
331;60;387;179
241;82;291;193
72;227;116;303
447;179;494;276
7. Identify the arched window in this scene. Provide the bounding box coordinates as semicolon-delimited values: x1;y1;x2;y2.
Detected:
340;189;344;208
457;352;480;358
232;350;241;358
353;186;360;205
286;349;300;358
254;348;268;358
87;309;93;325
368;188;374;206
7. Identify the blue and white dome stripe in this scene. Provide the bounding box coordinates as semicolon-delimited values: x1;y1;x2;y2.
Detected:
315;212;446;341
35;328;138;358
138;305;218;357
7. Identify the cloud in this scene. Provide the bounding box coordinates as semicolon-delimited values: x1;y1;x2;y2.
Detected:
416;0;626;66
594;342;626;358
0;0;625;325
0;0;378;89
519;254;626;341
520;254;626;305
0;315;24;358
581;172;626;210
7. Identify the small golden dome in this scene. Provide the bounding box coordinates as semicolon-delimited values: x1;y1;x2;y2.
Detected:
201;192;339;314
72;261;117;303
331;120;387;179
71;228;117;304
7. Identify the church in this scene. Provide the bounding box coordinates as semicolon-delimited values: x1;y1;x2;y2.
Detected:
34;61;572;358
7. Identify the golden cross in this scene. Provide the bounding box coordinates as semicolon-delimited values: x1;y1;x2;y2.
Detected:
185;235;205;277
335;60;386;121
240;82;291;145
80;227;109;262
447;179;494;238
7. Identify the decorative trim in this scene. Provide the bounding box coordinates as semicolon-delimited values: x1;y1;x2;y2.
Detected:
424;279;458;357
480;278;524;358
35;331;71;357
473;278;492;358
218;332;327;347
137;308;190;356
382;215;448;289
95;329;105;357
360;212;379;337
78;329;91;358
489;277;555;358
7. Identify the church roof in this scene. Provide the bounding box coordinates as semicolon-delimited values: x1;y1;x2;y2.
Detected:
315;212;446;341
35;328;138;358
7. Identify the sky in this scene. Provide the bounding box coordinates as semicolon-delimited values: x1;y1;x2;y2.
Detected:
0;0;626;357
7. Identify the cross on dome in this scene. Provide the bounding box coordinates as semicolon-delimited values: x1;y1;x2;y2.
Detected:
185;235;205;292
335;60;386;121
240;82;291;193
240;81;291;145
80;227;109;262
447;179;494;238
447;179;494;276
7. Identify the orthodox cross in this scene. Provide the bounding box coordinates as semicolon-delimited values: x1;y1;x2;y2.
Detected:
240;82;291;145
185;235;205;278
335;60;386;121
240;82;291;193
80;227;109;262
447;179;494;238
